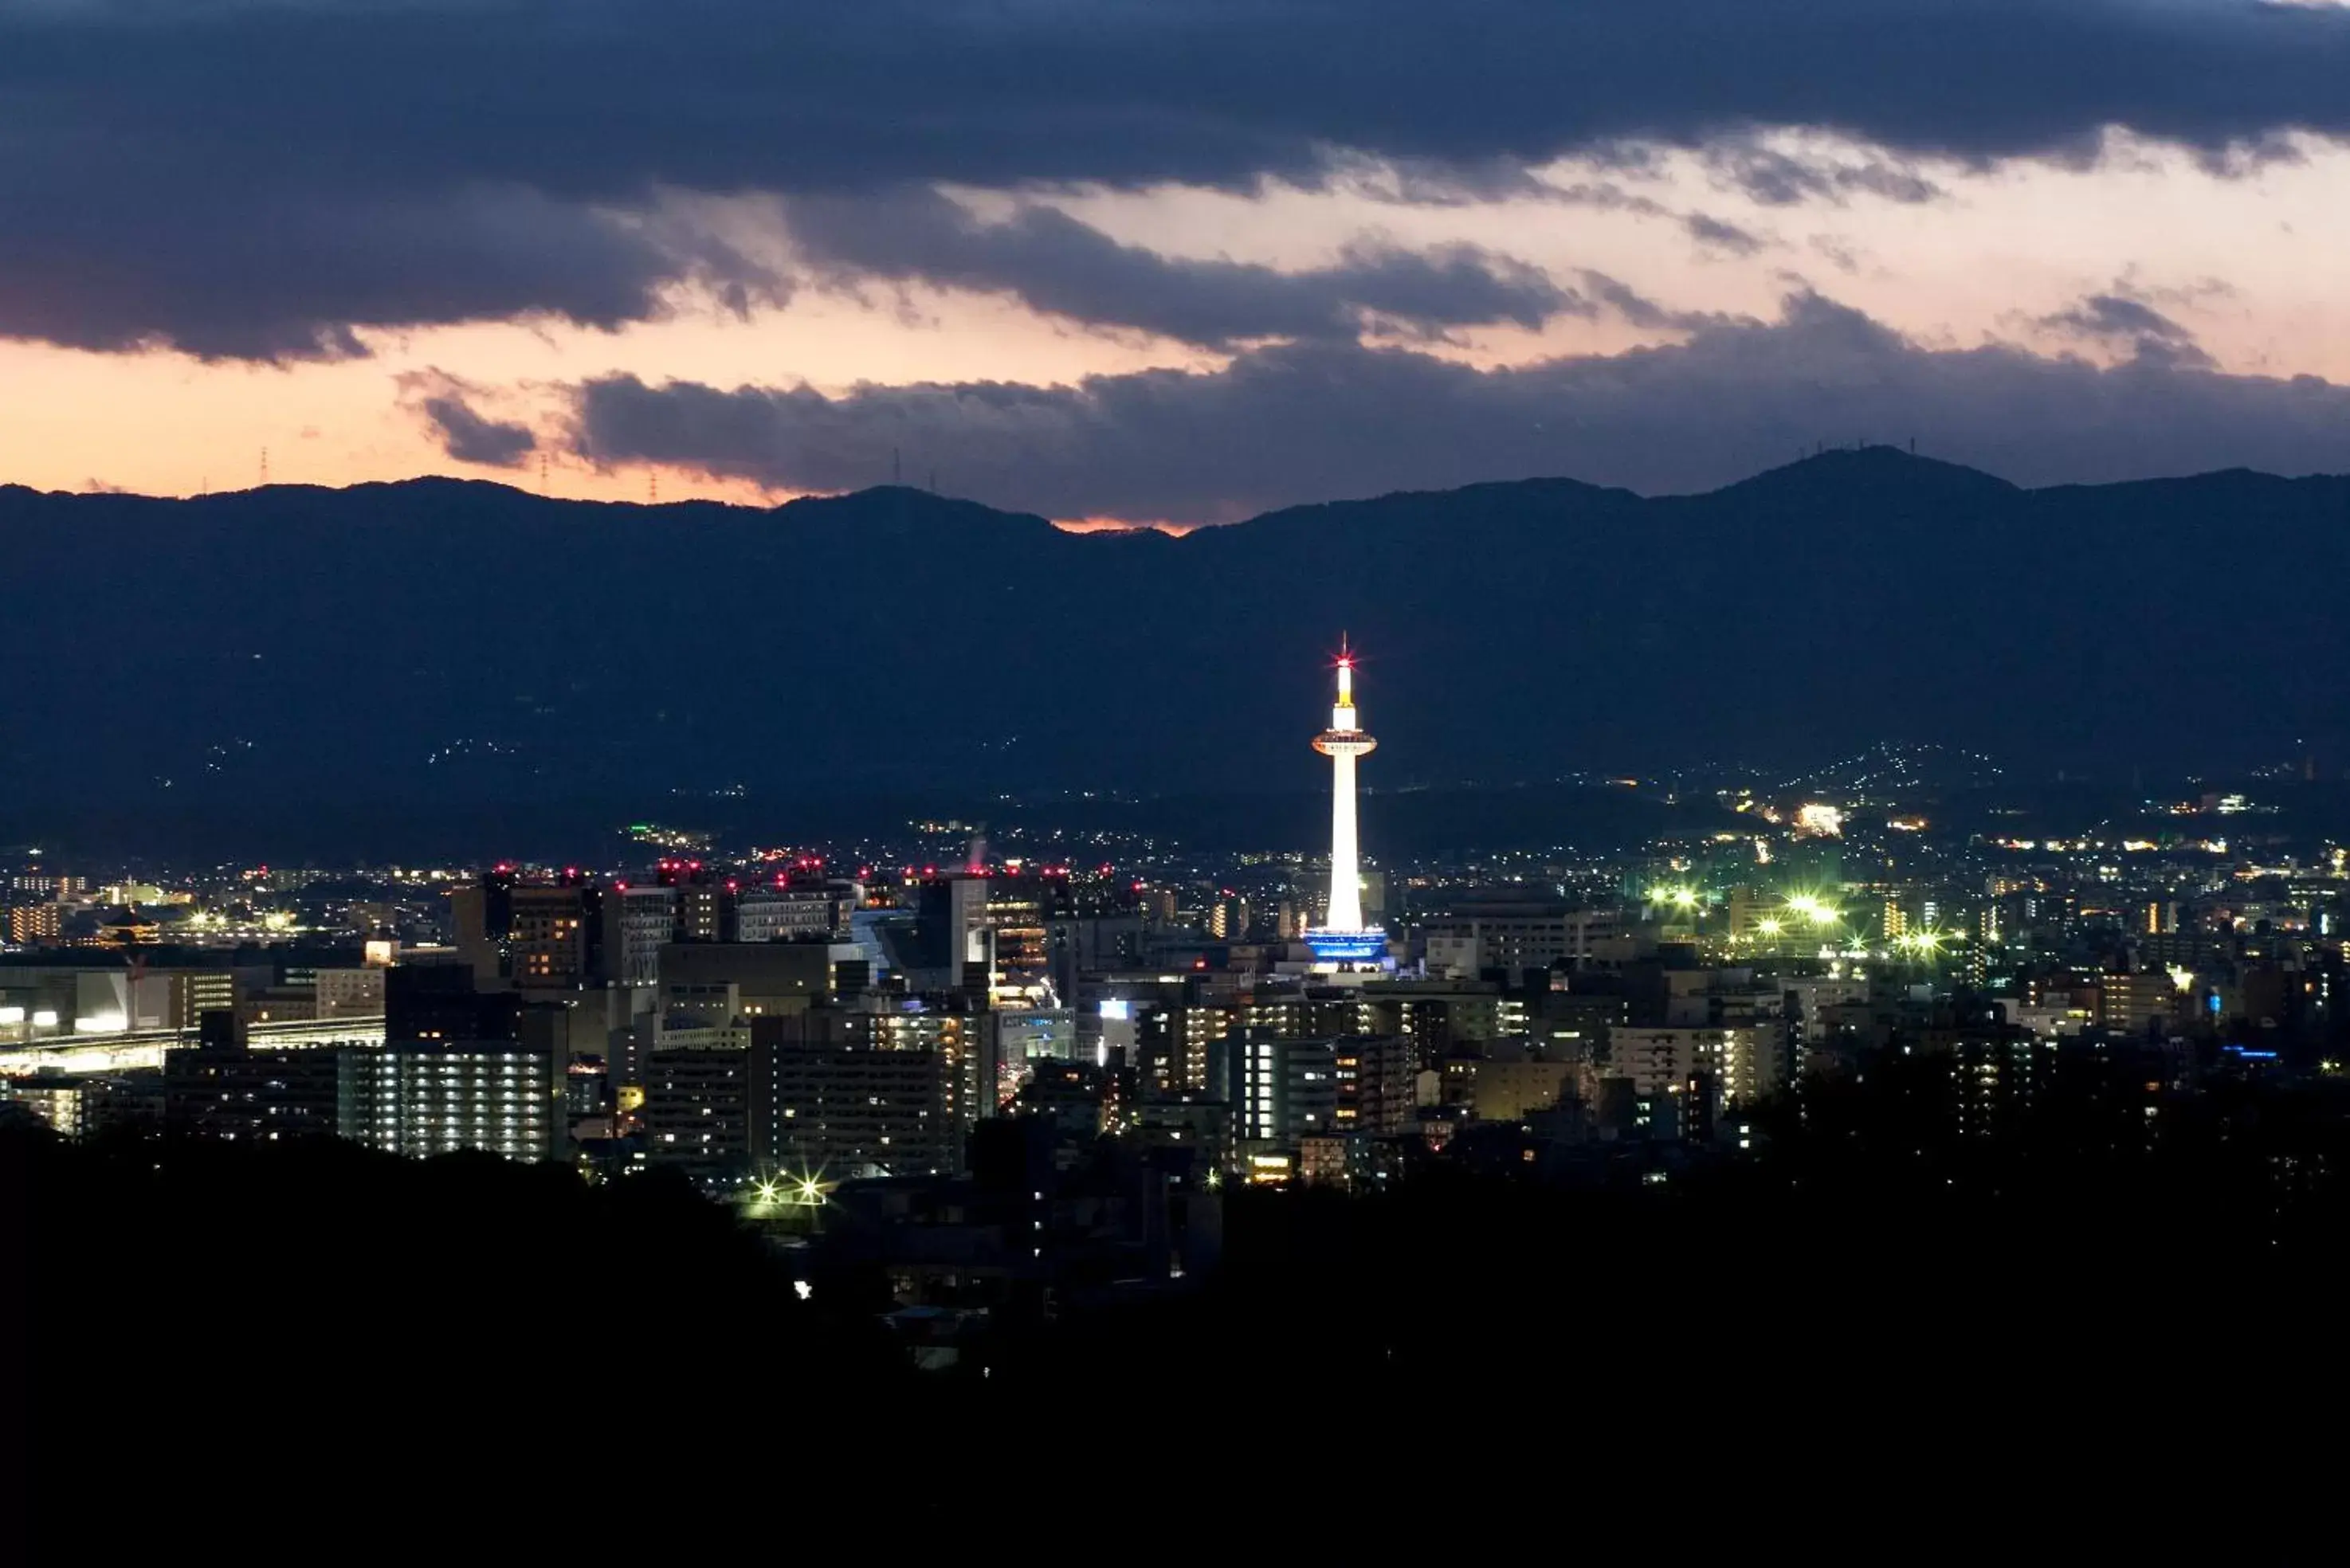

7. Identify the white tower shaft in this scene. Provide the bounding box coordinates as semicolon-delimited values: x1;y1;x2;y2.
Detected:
1328;750;1363;930
1311;645;1377;936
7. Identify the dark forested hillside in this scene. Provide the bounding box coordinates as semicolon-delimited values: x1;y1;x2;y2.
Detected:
5;448;2345;854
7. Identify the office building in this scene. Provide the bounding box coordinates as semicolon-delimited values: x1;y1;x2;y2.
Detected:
385;961;521;1045
1467;1057;1575;1121
314;966;386;1019
657;940;834;1022
1421;900;1623;978
164;1044;346;1141
602;883;679;985
452;872;606;990
735;886;842;945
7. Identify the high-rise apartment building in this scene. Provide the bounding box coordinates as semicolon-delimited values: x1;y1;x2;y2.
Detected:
643;1041;754;1178
6;904;61;945
749;1040;957;1177
754;994;999;1134
338;1037;563;1162
1222;1033;1413;1149
1604;1026;1777;1106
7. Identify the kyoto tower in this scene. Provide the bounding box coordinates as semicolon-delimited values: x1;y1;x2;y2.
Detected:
1307;637;1385;962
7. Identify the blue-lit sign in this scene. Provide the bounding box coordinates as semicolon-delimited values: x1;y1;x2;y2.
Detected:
1305;929;1388;962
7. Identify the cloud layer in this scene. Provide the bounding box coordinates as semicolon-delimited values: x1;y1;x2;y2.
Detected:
565;293;2350;523
5;183;788;361
398;371;538;468
784;190;1580;347
4;1;2348;357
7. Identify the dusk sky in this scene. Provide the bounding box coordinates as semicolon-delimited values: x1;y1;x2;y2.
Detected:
5;0;2349;525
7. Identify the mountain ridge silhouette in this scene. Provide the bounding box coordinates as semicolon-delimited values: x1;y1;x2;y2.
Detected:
6;445;2345;853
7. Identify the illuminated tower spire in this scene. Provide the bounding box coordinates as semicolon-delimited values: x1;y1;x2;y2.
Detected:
1310;635;1379;947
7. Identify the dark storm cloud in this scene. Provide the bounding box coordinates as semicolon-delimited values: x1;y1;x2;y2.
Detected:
2038;292;2216;369
1684;214;1767;258
1809;236;1868;275
1702;139;1947;206
14;2;2346;191
398;371;538;468
568;292;2350;523
1542;182;1676;218
785;190;1579;346
2;1;2348;357
0;177;786;361
1572;272;1727;332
